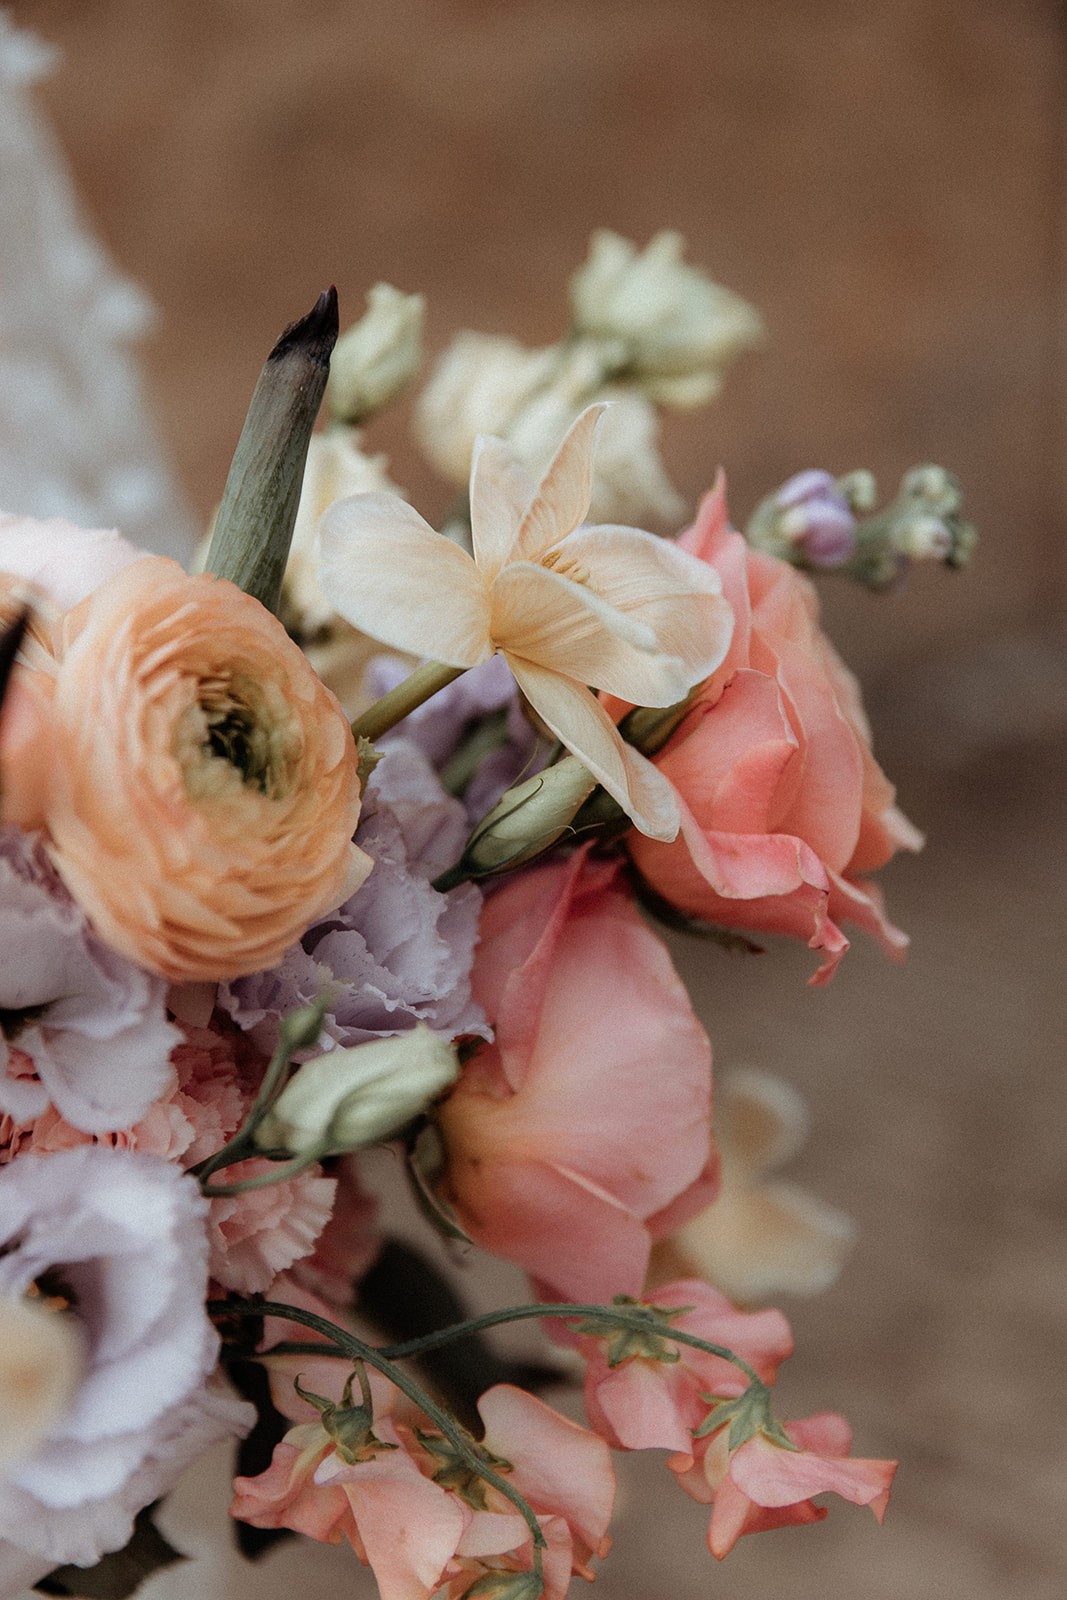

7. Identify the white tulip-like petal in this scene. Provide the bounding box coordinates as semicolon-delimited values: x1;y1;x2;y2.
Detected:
320;404;734;837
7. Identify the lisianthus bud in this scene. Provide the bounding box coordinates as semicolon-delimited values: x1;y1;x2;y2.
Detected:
329;284;425;425
0;1294;85;1470
746;469;858;569
255;1026;459;1157
568;229;763;407
434;756;598;890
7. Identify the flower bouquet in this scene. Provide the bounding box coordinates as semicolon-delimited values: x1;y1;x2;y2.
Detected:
0;233;973;1599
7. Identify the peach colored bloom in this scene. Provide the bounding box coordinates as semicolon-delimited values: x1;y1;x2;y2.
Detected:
320;405;733;839
436;852;716;1301
41;556;369;980
623;480;921;982
669;1410;896;1559
0;575;61;831
651;1068;855;1303
575;1279;793;1456
235;1357;613;1600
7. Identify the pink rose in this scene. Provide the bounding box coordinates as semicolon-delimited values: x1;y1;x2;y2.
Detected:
436;852;716;1301
625;480;922;983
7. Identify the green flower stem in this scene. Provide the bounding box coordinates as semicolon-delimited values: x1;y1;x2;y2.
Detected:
370;1301;762;1386
198;1149;326;1197
210;1298;547;1576
351;660;465;744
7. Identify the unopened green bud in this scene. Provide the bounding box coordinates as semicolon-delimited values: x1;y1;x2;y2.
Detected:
329;283;424;425
256;1026;459;1157
434;757;597;890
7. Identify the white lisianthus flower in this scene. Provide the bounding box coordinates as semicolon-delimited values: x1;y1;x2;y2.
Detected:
322;404;734;839
328;282;425;424
0;1147;252;1568
569;229;763;407
256;1025;459;1157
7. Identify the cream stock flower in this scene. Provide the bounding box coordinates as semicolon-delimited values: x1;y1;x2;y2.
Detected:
320;405;733;839
569;230;764;407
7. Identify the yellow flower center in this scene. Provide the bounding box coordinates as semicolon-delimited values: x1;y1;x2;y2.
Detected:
540;546;594;589
175;672;299;802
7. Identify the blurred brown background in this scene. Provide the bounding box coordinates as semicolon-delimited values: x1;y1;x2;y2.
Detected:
7;1;1066;1597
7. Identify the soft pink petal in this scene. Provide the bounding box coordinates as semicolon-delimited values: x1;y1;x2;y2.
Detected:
507;659;679;839
731;1429;897;1516
319;493;491;665
477;1385;615;1559
340;1458;468;1600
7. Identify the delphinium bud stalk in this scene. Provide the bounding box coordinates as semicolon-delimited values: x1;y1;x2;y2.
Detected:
205;288;339;613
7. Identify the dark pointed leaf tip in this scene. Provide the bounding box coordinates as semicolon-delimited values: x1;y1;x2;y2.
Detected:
269;286;339;366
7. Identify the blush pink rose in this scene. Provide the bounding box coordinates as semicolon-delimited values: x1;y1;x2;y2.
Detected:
0;514;147;610
436;851;717;1301
624;480;922;983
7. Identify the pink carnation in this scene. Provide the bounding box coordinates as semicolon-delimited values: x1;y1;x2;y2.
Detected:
436;852;716;1301
623;480;922;983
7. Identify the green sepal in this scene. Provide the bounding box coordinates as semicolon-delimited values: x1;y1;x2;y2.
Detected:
405;1123;473;1244
693;1378;798;1452
463;1570;543;1600
293;1366;395;1465
356;736;383;792
571;1295;691;1368
417;1429;513;1510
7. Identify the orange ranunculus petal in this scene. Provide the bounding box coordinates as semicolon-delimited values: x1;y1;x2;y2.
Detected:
319;493;492;666
507;658;679;840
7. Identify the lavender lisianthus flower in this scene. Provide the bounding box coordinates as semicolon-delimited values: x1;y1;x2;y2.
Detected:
0;1146;252;1568
365;653;546;823
0;830;179;1133
220;740;489;1054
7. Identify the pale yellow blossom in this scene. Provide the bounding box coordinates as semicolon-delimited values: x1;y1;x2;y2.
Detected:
651;1068;855;1302
320;405;733;838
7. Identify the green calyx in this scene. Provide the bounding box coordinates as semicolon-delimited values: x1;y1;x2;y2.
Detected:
293;1365;396;1465
693;1377;797;1452
417;1430;513;1510
572;1294;692;1368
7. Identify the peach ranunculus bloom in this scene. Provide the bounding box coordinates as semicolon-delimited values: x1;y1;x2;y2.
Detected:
435;850;717;1302
41;556;370;981
669;1409;897;1559
623;479;922;982
319;404;734;840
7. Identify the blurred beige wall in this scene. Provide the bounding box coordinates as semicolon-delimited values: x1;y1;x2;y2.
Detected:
10;0;1066;686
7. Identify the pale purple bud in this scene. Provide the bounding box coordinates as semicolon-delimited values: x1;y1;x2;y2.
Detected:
773;470;857;567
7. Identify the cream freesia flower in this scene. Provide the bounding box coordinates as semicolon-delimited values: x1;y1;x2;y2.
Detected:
320;404;734;838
